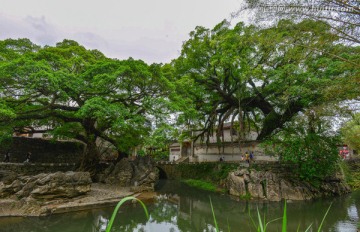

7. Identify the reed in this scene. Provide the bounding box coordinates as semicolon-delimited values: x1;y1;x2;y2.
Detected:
106;196;332;232
105;196;149;232
210;198;332;232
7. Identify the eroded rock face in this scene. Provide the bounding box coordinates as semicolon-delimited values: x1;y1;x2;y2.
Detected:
100;156;159;192
226;169;351;201
0;171;91;200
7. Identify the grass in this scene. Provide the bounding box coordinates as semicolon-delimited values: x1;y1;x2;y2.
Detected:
239;192;252;200
182;179;217;192
106;196;333;232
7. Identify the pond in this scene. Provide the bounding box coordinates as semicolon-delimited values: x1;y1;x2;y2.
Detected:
0;180;359;232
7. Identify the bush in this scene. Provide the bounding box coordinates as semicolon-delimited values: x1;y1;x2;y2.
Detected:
266;133;339;181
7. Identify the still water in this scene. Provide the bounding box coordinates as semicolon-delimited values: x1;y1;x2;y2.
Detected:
0;180;359;232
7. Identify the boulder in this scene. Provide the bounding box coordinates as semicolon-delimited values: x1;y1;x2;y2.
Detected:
101;156;159;191
0;170;18;184
104;159;133;186
0;171;91;200
226;168;351;201
227;173;246;197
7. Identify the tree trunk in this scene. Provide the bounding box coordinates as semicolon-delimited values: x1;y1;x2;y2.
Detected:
257;102;304;140
78;139;100;177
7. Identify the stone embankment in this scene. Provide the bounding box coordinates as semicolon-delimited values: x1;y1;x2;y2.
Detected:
0;157;159;217
0;162;77;176
226;168;351;201
157;161;352;201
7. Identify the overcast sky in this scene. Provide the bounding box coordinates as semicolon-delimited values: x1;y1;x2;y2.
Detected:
0;0;244;63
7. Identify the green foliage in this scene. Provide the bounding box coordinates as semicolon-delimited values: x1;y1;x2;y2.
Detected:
176;163;238;183
239;193;252;200
183;179;217;192
266;133;339;181
0;104;16;121
216;163;239;180
241;0;360;45
136;149;146;157
171;19;358;142
262;108;341;181
340;161;360;190
0;128;13;150
143;123;176;160
282;201;287;232
248;201;332;232
208;198;332;232
316;203;332;232
104;197;334;232
341;113;360;152
0;39;170;170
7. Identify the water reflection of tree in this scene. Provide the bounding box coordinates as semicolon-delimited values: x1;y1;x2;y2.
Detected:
149;197;178;223
1;187;359;231
0;210;105;232
105;204;148;232
159;181;360;231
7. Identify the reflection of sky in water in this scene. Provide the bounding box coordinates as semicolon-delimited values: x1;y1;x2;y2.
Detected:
133;216;181;232
334;222;357;232
94;196;360;232
333;204;359;232
96;215;108;232
347;204;359;221
0;182;359;232
204;223;218;232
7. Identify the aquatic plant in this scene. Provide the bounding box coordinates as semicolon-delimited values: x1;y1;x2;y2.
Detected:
106;196;332;232
210;197;332;232
105;196;149;232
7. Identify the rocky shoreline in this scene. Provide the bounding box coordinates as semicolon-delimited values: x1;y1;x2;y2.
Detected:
0;156;160;217
0;158;355;217
0;183;158;217
226;168;351;201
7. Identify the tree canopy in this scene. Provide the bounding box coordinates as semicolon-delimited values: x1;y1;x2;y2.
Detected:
0;39;169;172
237;0;360;45
0;17;358;178
171;19;359;142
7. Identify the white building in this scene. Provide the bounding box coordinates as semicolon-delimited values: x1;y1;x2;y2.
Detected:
169;123;278;162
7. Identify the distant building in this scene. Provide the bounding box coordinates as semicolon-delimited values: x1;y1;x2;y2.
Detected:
13;126;51;138
169;123;278;162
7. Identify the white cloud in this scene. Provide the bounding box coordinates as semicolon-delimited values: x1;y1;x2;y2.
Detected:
0;0;243;63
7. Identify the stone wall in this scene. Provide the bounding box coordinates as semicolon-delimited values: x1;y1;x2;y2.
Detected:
156;161;291;180
157;161;352;201
156;162;239;180
0;137;84;163
0;163;77;177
